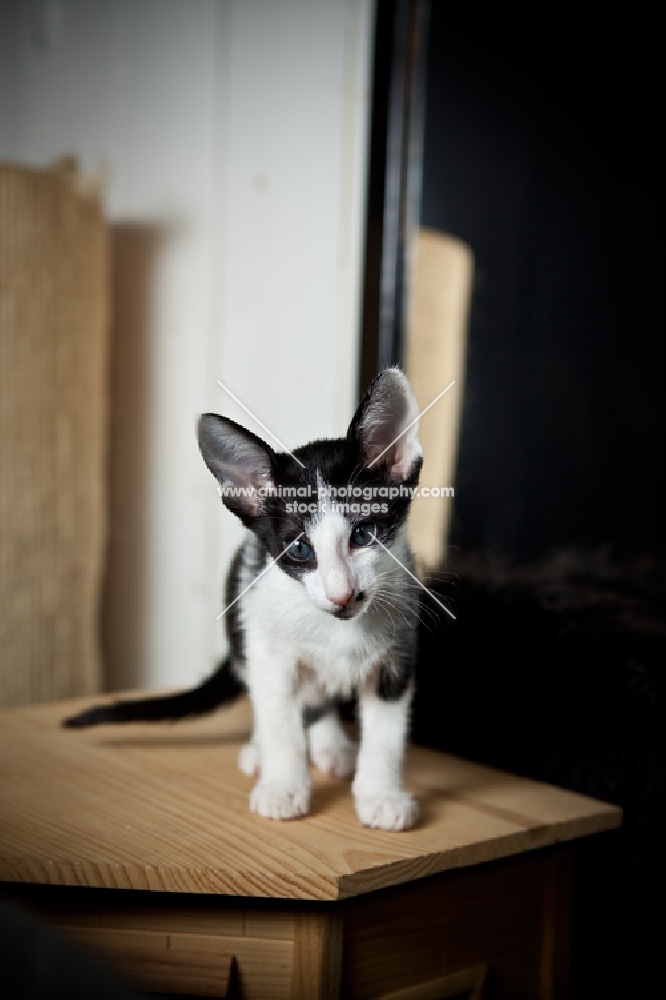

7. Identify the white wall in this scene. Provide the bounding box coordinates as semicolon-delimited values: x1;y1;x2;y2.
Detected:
0;0;374;690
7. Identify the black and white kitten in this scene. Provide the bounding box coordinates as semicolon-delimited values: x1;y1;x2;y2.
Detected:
65;369;423;831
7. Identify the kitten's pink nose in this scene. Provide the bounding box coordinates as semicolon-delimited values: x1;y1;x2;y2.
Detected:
329;590;353;608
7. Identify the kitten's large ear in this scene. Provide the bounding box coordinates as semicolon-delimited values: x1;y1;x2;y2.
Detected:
348;368;422;481
197;414;275;523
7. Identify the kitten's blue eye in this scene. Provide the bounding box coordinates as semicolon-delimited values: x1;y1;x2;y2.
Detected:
351;523;376;548
287;538;314;562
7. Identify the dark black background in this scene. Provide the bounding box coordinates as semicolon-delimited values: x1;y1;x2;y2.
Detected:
406;6;664;998
420;5;663;564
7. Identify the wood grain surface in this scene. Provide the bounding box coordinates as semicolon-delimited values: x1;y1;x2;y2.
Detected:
0;695;621;901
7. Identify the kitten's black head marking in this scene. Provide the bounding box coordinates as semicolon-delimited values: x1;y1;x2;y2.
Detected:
198;368;423;570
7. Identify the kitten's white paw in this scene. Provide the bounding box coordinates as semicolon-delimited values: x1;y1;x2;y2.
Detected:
250;781;310;821
310;740;357;779
354;792;419;831
238;742;261;777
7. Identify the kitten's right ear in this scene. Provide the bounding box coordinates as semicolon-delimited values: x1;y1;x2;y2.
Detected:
197;414;275;524
348;368;422;482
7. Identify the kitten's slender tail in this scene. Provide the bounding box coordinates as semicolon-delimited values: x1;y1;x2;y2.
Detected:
62;658;246;729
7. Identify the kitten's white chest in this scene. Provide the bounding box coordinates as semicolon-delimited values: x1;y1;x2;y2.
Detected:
298;616;390;693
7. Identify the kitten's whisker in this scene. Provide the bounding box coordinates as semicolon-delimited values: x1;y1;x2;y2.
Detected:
370;533;456;620
387;587;443;630
372;596;399;636
377;597;411;628
374;587;419;628
378;586;438;633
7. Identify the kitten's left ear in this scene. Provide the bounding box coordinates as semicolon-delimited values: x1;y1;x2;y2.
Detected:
197;413;275;524
348;368;422;481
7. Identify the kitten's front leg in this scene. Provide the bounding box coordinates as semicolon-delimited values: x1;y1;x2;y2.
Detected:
247;643;310;820
308;709;357;778
352;673;418;831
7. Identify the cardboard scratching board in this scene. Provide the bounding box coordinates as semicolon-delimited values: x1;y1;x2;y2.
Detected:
405;228;473;573
0;162;109;707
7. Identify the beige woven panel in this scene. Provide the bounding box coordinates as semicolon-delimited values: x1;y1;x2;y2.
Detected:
0;162;109;707
406;229;473;573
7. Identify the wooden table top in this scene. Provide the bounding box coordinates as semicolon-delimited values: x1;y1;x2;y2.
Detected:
0;694;622;901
